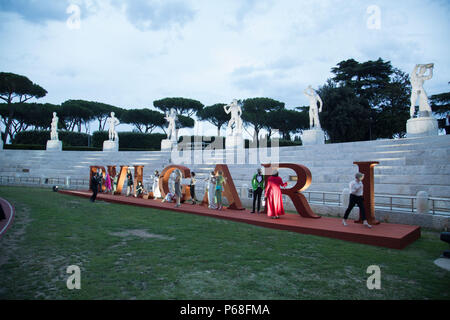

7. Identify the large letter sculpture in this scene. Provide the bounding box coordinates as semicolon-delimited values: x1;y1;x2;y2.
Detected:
201;164;245;210
158;165;192;202
90;165;144;194
262;163;321;219
354;161;380;225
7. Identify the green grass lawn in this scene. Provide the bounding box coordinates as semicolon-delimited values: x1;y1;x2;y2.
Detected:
0;186;449;300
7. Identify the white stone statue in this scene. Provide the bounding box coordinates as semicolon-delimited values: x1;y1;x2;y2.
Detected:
304;85;323;129
50;112;59;141
165;108;177;141
106;112;120;142
224;99;243;136
410;63;434;118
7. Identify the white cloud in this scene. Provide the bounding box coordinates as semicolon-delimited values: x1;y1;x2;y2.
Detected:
0;0;449;138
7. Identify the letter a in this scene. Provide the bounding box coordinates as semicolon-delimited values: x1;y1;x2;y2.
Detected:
66;265;81;290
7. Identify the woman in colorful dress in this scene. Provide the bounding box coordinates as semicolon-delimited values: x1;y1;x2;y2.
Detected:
264;170;288;219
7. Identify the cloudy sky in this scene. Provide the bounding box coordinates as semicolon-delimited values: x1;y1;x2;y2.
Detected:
0;0;449;137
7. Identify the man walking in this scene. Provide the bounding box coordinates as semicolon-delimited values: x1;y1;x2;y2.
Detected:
342;172;372;228
90;170;100;202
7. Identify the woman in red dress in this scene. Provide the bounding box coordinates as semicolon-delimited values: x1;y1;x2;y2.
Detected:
264;171;288;219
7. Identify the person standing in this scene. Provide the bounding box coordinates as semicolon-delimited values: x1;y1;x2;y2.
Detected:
215;171;226;210
174;170;182;208
265;170;287;219
90;171;100;202
113;173;119;194
152;170;162;199
342;172;372;228
205;171;217;209
105;172;112;193
189;172;197;205
251;168;265;213
97;169;103;193
126;169;133;197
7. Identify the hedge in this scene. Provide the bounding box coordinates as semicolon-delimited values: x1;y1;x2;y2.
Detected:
12;130;90;146
92;131;166;150
4;144;46;150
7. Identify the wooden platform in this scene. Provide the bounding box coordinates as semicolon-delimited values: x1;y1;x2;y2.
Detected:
60;190;421;250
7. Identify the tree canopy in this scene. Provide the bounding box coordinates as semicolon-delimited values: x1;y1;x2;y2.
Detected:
153;97;204;117
197;103;229;136
266;108;308;140
242;97;284;142
320;58;411;141
120;108;166;133
0;72;47;143
60;100;95;133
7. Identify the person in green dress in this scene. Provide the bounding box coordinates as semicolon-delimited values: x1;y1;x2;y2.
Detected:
215;171;226;210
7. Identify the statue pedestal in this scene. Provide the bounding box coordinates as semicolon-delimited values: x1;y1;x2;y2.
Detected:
406;117;438;138
301;128;325;146
103;140;119;152
46;140;62;151
161;139;177;151
225;134;244;149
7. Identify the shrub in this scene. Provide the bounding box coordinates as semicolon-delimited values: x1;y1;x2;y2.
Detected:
12;130;89;146
4;144;46;150
92;131;166;150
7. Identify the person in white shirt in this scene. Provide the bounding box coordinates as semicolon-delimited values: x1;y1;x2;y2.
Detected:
342;172;372;228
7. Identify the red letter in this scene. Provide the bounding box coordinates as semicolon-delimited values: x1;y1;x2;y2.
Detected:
262;163;320;219
201;164;244;210
354;161;380;225
159;165;192;202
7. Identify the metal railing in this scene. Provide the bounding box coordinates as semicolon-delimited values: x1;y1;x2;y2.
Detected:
301;191;450;216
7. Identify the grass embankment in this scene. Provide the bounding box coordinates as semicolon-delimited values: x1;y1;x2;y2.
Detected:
0;186;449;300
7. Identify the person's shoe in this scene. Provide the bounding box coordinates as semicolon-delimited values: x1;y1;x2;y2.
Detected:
250;211;255;214
342;219;348;226
363;221;372;228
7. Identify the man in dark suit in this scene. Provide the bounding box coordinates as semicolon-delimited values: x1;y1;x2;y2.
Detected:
90;171;100;202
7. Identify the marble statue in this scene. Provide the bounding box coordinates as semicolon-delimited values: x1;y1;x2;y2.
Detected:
165;108;177;141
46;112;62;151
410;63;434;118
224;99;243;136
304;85;323;129
106;112;120;142
50;112;59;141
